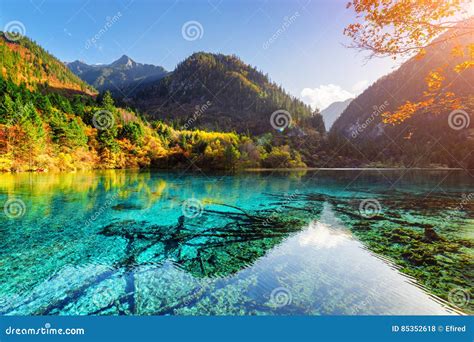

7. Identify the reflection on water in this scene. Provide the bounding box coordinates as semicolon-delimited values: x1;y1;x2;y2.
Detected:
0;170;472;315
298;221;351;249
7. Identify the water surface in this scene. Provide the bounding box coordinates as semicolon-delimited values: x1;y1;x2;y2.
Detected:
0;170;472;315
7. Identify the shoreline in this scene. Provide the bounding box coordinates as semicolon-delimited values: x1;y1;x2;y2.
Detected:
243;167;466;172
0;167;469;174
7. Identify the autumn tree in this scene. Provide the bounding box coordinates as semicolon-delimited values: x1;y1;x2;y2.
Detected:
224;144;241;171
345;0;474;123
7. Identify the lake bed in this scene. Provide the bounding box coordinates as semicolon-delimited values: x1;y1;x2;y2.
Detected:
0;170;472;315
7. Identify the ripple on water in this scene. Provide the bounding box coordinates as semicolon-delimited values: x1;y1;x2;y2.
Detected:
0;170;472;315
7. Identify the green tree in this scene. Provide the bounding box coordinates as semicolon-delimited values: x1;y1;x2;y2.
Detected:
224;144;241;171
119;122;144;145
0;94;15;124
101;91;115;111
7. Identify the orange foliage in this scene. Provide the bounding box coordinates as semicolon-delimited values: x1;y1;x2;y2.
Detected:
345;1;473;123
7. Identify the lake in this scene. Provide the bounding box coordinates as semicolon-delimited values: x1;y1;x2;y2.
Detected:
0;170;472;315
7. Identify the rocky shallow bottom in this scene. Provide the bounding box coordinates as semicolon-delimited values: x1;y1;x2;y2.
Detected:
0;170;472;315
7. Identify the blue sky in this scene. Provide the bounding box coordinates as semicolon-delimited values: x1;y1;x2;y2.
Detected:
0;0;400;110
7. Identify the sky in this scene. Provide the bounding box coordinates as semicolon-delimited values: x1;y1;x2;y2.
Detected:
0;0;402;110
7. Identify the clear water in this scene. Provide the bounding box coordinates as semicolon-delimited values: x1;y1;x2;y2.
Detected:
0;170;472;315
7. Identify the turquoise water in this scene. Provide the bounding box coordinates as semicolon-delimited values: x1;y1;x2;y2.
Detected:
0;170;473;315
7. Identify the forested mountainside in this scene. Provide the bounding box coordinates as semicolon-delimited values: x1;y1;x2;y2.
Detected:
0;34;308;172
125;52;326;136
329;24;474;169
67;55;168;95
0;35;96;96
2;24;473;172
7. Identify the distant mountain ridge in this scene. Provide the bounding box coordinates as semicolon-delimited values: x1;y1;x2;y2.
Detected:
67;55;168;94
321;98;353;130
126;52;326;135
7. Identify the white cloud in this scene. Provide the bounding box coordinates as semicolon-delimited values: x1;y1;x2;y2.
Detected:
351;79;369;94
301;84;354;111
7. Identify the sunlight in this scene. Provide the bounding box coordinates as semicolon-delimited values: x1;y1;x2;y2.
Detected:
468;2;474;17
298;221;351;249
1;0;472;325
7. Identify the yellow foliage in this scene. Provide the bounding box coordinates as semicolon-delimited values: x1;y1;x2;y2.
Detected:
451;45;464;58
454;61;474;73
0;156;13;171
57;153;76;171
383;98;434;124
426;69;445;92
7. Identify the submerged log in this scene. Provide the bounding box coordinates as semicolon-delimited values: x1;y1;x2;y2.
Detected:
423;226;441;242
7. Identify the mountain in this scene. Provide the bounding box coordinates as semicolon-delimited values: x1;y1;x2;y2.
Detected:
0;34;309;172
67;55;167;95
0;34;96;96
124;52;325;136
67;52;325;136
321;98;352;130
124;52;324;134
329;22;474;168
